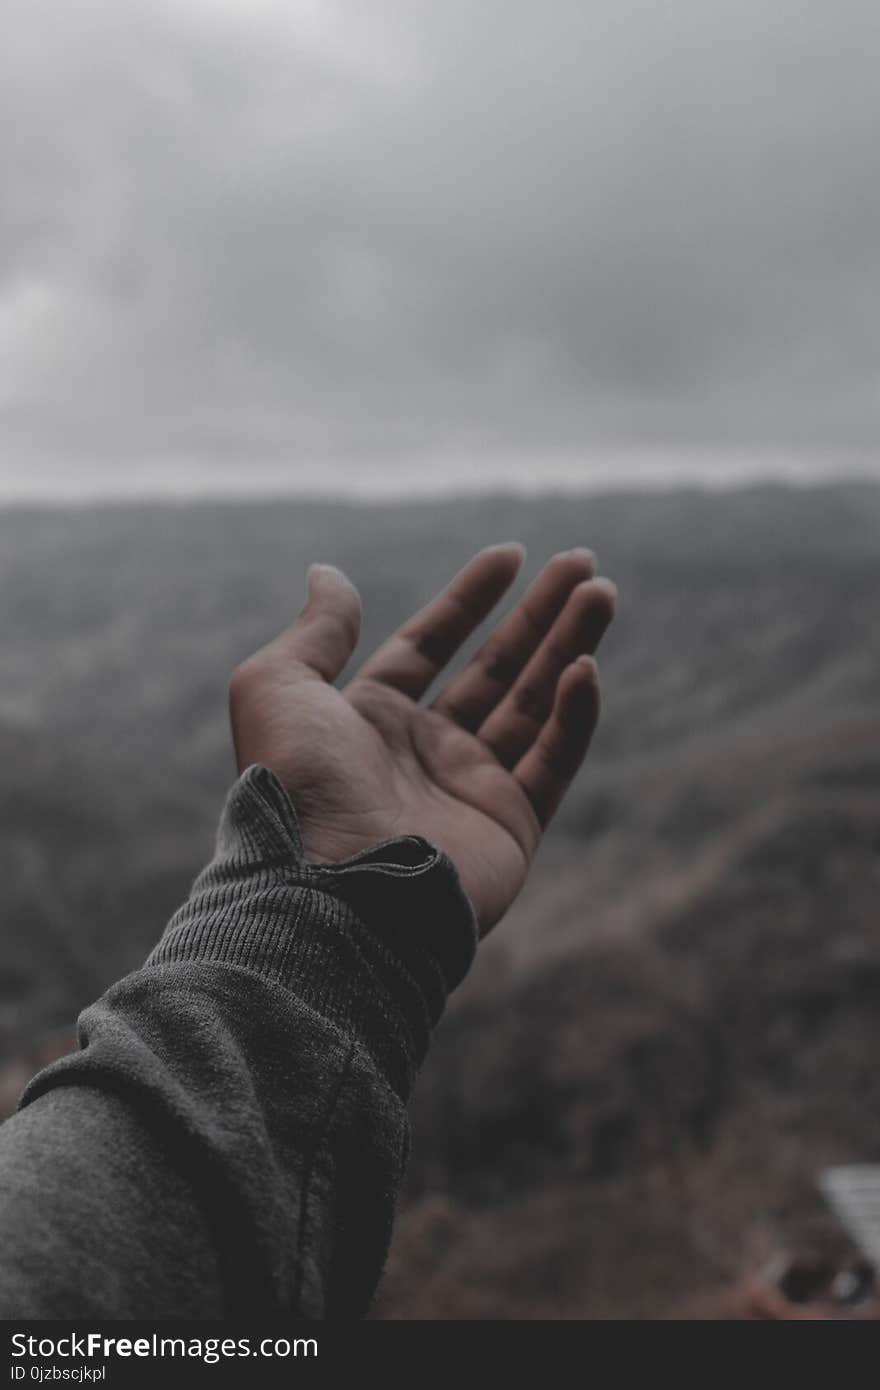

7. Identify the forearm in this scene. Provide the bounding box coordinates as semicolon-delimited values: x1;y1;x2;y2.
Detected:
0;766;476;1319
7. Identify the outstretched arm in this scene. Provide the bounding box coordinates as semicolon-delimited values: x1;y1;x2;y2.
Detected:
0;545;614;1318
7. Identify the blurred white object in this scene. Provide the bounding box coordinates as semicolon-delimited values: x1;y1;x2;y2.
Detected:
821;1166;880;1269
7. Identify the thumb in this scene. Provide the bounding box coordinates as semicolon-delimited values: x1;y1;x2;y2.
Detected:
275;563;362;682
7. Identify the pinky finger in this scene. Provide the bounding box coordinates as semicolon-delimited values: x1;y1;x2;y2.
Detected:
513;655;600;828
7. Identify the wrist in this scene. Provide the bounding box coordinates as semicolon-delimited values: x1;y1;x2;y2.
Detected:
145;765;478;1097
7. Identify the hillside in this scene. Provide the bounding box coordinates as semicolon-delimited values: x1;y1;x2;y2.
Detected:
1;483;879;1317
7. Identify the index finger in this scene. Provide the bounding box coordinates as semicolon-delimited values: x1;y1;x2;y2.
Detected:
351;543;526;699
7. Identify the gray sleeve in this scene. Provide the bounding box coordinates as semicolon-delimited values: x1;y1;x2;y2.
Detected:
0;766;477;1319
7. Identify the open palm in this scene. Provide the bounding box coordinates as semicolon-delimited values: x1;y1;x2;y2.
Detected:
230;545;615;934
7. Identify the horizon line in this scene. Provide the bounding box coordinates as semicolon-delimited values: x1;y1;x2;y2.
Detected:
0;451;877;507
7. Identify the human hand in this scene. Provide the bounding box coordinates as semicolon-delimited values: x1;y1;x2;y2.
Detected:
230;545;615;935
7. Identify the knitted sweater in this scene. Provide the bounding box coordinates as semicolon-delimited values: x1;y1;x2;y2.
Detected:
0;765;477;1318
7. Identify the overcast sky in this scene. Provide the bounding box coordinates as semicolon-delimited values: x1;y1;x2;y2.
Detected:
2;0;880;497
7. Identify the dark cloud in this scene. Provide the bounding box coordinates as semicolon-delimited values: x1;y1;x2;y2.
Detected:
2;0;879;493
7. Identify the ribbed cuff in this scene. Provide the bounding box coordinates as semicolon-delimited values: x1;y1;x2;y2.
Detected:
145;766;478;1098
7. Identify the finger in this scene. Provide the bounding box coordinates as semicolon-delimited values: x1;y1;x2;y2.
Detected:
514;655;600;828
479;577;615;767
353;542;525;698
273;563;362;682
432;548;596;729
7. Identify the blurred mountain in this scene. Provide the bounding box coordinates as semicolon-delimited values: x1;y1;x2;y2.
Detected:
0;483;878;1318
